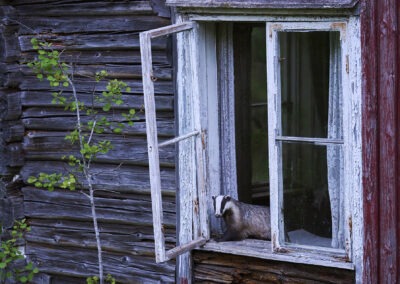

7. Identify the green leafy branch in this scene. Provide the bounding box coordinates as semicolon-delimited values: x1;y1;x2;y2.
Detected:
26;37;137;284
0;219;39;283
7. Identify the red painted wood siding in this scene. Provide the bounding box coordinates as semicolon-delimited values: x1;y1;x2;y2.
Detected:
361;0;399;282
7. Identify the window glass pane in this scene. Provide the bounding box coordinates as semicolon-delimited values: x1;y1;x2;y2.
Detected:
282;142;344;249
250;26;268;205
234;24;268;206
279;32;337;138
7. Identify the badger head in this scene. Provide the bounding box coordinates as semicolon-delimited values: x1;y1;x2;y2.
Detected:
212;195;232;218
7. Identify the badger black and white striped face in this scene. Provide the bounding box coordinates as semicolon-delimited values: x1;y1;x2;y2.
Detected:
212;195;232;217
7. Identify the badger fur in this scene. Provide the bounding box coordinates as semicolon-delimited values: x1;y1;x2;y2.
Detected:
212;195;271;241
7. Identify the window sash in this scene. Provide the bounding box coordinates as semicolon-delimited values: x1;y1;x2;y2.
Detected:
266;21;350;254
140;22;208;263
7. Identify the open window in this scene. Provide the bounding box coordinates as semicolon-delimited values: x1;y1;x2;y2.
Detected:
140;22;209;263
141;16;361;272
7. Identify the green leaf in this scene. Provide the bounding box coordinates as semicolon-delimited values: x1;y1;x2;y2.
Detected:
113;128;122;134
0;262;6;269
27;176;37;184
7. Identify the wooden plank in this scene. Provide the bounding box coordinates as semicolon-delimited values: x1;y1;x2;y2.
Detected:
13;1;155;16
144;22;194;39
18;34;167;52
20;91;173;111
166;238;207;260
27;219;177;243
19;63;172;81
218;23;238;201
20;50;170;65
193;250;355;284
22;116;174;137
7;76;173;95
140;28;166;263
23;187;176;227
17;15;170;35
266;21;284;251
174;19;196;282
20;162;176;195
376;0;398;283
276;136;343;145
166;0;359;9
201;239;353;270
23;132;175;167
26;244;175;283
158;130;199;147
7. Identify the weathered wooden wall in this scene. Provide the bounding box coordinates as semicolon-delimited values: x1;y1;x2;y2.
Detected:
0;1;176;283
193;251;355;283
361;0;400;283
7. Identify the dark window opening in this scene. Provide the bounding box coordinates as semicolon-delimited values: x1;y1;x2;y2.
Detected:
233;23;269;206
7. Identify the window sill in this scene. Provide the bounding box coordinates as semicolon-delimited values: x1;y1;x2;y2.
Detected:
197;239;354;270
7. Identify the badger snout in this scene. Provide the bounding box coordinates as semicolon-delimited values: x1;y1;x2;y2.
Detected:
215;213;222;218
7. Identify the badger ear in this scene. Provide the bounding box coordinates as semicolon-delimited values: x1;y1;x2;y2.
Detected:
212;195;216;200
225;195;231;201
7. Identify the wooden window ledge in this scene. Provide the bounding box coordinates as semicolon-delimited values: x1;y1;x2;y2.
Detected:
197;239;354;270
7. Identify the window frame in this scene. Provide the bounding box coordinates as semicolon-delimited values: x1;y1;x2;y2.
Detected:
266;21;351;255
141;14;362;275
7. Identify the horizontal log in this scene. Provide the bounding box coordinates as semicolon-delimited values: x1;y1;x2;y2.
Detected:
14;1;155;16
22;187;176;227
20;161;176;194
20;50;170;65
18;63;172;81
27;243;175;283
193;251;355;283
19;33;168;52
20;91;174;111
22;115;174;137
18;15;170;35
6;75;173;95
23;132;176;167
27;218;176;243
26;225;174;257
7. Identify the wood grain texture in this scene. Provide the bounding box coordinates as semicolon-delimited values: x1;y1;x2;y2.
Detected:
361;0;400;282
0;1;176;282
166;0;359;9
193;250;355;284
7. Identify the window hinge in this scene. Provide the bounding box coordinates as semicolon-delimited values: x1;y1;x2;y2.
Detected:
201;130;206;149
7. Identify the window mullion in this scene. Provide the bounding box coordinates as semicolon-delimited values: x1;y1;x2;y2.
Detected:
267;22;285;252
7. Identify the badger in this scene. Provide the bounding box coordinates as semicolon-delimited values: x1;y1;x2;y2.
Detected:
212;195;271;242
